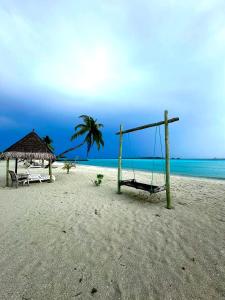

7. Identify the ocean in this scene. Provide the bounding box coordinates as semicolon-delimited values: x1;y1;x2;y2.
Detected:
79;159;225;180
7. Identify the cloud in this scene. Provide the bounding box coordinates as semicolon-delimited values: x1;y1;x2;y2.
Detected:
0;0;225;157
0;1;224;109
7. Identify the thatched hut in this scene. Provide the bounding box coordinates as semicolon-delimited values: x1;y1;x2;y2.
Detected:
0;130;55;186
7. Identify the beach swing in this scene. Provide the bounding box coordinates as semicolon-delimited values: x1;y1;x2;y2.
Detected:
120;126;166;194
116;111;179;209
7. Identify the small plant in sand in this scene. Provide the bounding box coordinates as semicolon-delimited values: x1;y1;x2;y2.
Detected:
62;162;75;174
94;174;104;186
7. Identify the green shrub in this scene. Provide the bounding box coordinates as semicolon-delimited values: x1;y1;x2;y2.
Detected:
94;174;104;186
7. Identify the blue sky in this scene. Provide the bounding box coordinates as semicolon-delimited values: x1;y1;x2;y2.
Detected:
0;0;225;158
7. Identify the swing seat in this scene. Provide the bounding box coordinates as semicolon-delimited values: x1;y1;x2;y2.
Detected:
119;179;166;194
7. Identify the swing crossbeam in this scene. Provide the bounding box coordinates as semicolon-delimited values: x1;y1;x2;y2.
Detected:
116;117;179;135
119;179;166;194
117;110;179;209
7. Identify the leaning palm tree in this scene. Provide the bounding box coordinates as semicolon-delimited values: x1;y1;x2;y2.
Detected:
58;115;104;158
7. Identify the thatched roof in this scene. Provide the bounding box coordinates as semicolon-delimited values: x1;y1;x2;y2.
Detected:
0;131;55;160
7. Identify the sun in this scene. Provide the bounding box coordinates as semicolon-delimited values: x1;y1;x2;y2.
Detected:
75;47;111;93
51;46;113;96
35;45;117;97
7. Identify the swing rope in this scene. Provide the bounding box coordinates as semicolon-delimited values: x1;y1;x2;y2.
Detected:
150;125;166;187
151;126;158;187
128;132;136;180
158;125;166;185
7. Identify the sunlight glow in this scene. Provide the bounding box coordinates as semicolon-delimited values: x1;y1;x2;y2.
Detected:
36;46;113;96
74;47;111;93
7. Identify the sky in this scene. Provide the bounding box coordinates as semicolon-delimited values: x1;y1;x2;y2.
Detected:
0;0;225;159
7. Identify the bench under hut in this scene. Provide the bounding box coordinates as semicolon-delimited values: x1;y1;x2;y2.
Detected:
0;130;55;186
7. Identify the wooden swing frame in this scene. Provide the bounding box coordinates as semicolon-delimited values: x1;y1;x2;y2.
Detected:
116;110;179;209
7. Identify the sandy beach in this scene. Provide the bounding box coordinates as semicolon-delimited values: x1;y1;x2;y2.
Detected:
0;161;225;300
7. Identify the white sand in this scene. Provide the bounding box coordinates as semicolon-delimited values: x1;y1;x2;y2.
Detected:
0;161;225;300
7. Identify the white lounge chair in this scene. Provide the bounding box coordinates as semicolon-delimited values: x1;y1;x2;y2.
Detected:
39;175;55;182
28;174;42;183
25;170;55;183
30;162;42;168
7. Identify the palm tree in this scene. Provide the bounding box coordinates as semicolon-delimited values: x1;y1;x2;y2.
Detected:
43;135;54;151
58;115;104;158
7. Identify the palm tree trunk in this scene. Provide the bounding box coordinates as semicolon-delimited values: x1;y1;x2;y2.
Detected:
57;142;85;159
45;142;85;168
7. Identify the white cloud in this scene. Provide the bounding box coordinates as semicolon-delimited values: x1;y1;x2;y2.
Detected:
0;0;224;112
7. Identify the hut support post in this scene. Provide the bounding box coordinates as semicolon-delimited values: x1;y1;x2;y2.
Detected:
117;125;123;194
15;158;18;174
164;110;172;209
6;159;9;187
49;159;53;183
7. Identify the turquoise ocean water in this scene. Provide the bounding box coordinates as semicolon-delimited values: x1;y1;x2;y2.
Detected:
79;159;225;180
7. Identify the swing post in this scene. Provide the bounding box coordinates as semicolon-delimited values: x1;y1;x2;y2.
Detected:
15;158;18;174
117;124;123;194
6;158;9;187
49;159;53;183
164;110;172;209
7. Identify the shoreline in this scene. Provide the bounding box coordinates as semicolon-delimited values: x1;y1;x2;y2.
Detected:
0;161;224;186
77;163;225;182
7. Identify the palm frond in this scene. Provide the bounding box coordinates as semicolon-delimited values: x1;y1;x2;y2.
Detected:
79;115;89;119
92;131;104;150
48;144;54;151
79;115;90;124
99;135;104;147
74;124;87;131
43;135;54;151
71;127;89;141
